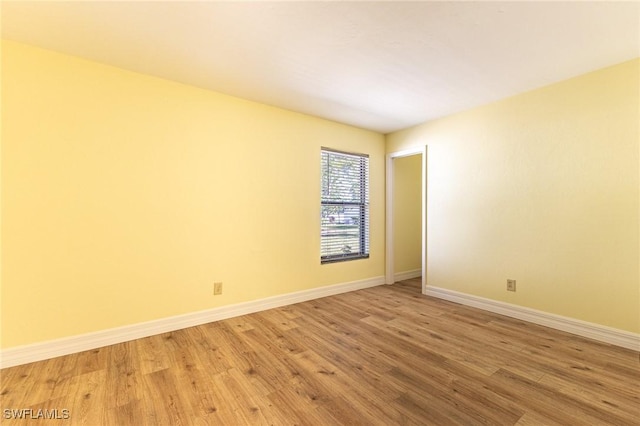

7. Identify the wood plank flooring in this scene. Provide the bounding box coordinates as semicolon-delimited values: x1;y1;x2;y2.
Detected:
1;278;638;425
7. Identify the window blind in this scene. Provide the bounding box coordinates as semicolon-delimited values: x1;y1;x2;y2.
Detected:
321;148;370;263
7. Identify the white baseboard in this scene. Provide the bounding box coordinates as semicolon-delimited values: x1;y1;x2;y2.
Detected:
394;268;422;282
0;276;385;369
425;286;640;351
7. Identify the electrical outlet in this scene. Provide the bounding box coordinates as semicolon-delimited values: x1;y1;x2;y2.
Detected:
214;282;223;295
507;279;516;292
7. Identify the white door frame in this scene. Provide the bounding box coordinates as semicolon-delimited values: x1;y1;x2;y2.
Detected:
385;146;427;294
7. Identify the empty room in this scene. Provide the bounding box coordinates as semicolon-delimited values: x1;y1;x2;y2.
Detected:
1;1;638;425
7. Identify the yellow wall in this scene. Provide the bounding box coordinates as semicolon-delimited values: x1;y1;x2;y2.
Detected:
393;154;422;274
387;59;640;333
2;39;637;350
0;40;385;348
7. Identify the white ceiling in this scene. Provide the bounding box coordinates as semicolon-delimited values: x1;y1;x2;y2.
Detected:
2;1;639;134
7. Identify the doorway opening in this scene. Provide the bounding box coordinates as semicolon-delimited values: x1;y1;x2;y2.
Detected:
385;147;427;294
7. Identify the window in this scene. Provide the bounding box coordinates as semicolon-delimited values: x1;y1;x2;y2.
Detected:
321;148;369;263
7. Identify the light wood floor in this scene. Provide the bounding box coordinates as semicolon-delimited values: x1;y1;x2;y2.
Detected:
1;278;638;425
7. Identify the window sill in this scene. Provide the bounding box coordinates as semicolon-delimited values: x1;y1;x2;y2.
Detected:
321;254;370;264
